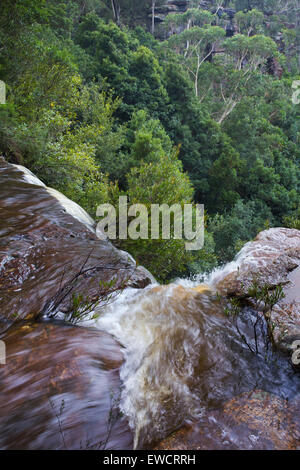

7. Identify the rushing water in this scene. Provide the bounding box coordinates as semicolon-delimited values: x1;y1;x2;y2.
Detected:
1;160;300;450
84;275;300;449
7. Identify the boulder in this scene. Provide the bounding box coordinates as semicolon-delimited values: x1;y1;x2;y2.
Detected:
212;228;300;350
127;265;157;289
268;264;300;351
155;390;300;450
0;321;133;449
0;158;154;333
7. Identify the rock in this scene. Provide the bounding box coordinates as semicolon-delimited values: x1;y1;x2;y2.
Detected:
211;228;300;350
0;321;133;449
127;265;157;289
268;264;300;351
214;228;300;296
0;158;153;333
155;390;300;450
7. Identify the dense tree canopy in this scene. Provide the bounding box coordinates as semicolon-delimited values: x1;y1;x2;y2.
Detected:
0;0;299;278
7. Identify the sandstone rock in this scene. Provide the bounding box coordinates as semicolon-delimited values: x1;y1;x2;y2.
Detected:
0;159;153;333
212;228;300;350
155;390;300;450
0;321;132;449
268;265;300;351
213;228;300;297
127;265;157;289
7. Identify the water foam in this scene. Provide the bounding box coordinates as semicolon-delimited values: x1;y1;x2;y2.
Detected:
84;282;228;448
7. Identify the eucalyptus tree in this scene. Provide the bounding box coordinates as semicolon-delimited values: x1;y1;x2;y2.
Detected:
235;8;264;36
167;24;226;97
215;34;278;123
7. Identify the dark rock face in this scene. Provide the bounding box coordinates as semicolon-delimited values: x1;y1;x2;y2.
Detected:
155;0;189;16
0;321;133;449
155;390;300;450
127;266;157;288
0;158;153;333
212;228;300;350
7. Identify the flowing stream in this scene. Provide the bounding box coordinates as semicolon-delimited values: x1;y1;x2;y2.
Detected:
1;160;300;450
84;271;300;449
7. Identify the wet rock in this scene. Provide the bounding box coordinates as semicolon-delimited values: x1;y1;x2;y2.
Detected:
127;266;157;289
155;390;300;450
96;280;300;449
212;228;300;350
0;158;152;333
268;265;300;351
214;228;300;296
0;321;133;450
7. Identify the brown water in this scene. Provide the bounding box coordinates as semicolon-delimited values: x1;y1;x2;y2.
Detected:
1;159;300;450
87;284;300;449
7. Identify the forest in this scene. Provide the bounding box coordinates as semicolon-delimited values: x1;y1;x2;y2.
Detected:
0;0;299;281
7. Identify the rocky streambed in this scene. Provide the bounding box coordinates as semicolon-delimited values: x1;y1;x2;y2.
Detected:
0;158;152;449
0;158;300;450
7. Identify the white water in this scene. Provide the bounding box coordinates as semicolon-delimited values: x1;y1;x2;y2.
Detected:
81;244;271;448
83;279;232;448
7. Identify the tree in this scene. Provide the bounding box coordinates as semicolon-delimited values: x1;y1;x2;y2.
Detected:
110;0;120;26
148;0;165;35
99;109;173;188
208;34;278;123
167;25;226;97
111;149;196;280
235;9;264;36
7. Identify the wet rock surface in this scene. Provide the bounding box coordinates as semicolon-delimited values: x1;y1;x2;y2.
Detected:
269;265;300;351
0;321;132;449
214;228;300;296
155;390;300;450
1;159;300;451
127;266;157;289
92;283;300;449
0;158;152;333
0;158;154;450
213;228;300;349
155;229;300;451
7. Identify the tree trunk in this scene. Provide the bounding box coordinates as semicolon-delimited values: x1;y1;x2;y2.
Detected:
151;0;156;35
111;0;121;27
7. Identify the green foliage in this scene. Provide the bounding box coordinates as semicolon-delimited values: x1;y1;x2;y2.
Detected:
235;9;264;36
247;280;285;313
223;279;285;354
209;200;275;263
0;0;299;280
113;149;195;281
68;279;117;324
224;297;242;318
283;206;300;230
